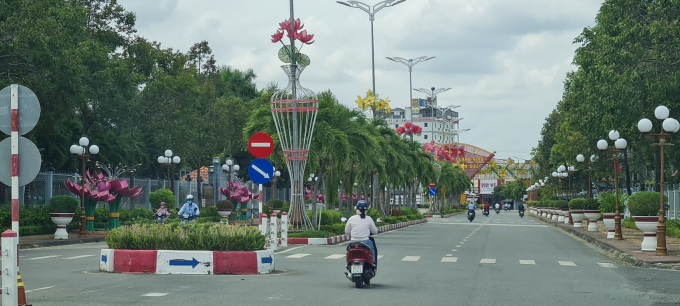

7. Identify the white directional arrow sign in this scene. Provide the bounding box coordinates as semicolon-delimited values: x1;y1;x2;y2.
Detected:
248;158;274;184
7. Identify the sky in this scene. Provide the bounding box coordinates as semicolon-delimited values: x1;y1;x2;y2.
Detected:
117;0;603;161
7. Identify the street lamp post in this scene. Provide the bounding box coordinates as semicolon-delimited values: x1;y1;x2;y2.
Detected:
69;137;99;238
271;168;282;203
577;154;597;198
597;130;628;240
157;150;180;191
222;159;240;185
414;87;452;143
337;0;406;116
638;105;680;256
385;55;435;132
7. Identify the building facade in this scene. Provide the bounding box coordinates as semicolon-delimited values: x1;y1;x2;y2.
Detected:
377;103;461;145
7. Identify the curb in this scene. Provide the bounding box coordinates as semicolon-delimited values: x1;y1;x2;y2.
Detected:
286;219;428;245
530;215;680;270
425;212;464;218
99;248;275;275
18;236;105;250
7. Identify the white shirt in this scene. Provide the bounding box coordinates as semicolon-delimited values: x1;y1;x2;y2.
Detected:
495;204;500;209
345;215;378;241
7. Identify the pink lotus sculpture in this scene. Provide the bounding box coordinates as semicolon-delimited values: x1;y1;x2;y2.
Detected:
396;122;423;137
423;141;454;162
219;181;260;204
304;187;325;203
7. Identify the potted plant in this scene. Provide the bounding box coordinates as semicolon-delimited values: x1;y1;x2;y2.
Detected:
629;191;668;252
555;200;569;223
568;198;586;228
598;192;624;239
547;201;556;220
582;198;601;232
216;200;233;223
49;196;79;239
271;199;284;214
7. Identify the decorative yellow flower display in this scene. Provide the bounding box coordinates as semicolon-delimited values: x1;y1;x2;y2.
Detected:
355;90;391;115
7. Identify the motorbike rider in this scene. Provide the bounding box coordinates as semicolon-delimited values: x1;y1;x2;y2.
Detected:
178;195;200;221
467;202;476;218
155;202;171;224
495;202;501;212
518;202;525;213
345;200;378;264
483;203;490;214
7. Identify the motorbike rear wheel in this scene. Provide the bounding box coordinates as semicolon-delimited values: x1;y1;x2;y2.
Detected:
354;277;363;288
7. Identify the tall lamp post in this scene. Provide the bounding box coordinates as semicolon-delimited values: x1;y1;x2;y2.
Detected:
597;130;628;240
576;154;597;198
69;137;99;238
385;56;435;123
414;87;451;143
337;0;406;113
222;159;240;184
271;168;281;203
638;105;680;256
157;150;180;191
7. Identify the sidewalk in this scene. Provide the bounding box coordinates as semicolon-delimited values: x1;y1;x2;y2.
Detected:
532;215;680;270
1;234;105;250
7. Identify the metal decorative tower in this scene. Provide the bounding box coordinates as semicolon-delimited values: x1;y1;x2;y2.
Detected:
270;1;318;230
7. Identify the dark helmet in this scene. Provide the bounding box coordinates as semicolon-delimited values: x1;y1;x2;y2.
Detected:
356;200;368;211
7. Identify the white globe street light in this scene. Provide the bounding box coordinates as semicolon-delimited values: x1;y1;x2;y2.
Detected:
597;139;609;151
558;165;566;172
608;130;620;141
615;138;628;150
576;154;585;163
638;118;653;134
70;136;98;238
655;105;670;120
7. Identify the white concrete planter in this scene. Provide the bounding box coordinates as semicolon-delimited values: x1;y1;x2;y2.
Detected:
551;209;559;221
633;216;659;252
570;210;585;228
217;210;231;224
556;210;564;223
50;213;74;240
541;208;547;218
583;210;601;232
602;213;616;239
562;209;570;224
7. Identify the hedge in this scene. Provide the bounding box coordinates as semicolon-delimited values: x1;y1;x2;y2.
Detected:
628;191;668;216
105;223;266;251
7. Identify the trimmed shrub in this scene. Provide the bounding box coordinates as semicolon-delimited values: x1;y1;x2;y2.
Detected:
583;198;599;210
568;198;586;210
106;223;266;251
555;200;569;210
399;207;417;216
149;189;176;210
628;191;668;216
421;203;430;208
48;196;79;213
288;230;327;238
384;216;398;224
270;199;284;209
623;217;637;229
216;200;233;210
320;223;346;236
398;216;408;222
320;210;342;225
367;208;383;221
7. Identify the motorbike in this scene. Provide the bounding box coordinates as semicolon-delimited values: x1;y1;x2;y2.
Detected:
482;209;489;217
180;208;198;225
467;209;475;222
519;209;525;218
153;210;168;224
345;236;377;288
495;208;500;214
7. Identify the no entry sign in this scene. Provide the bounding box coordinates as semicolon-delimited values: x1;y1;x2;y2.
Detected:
248;132;274;158
429;181;436;189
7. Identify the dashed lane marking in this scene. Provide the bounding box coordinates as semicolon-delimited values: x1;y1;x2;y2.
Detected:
25;286;54;293
377;255;384;259
446;254;453;257
143;293;169;297
26;255;59;260
62;255;95;260
401;256;420;262
286;253;311;259
558;261;577;267
480;259;496;264
519;260;536;265
441;257;458;263
455;245;462;248
597;262;617;268
451;249;457;252
324;254;345;259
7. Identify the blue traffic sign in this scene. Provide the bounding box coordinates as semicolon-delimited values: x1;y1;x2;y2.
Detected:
429;188;437;196
248;158;274;184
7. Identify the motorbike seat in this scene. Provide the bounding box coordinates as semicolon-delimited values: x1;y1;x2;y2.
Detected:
347;241;372;252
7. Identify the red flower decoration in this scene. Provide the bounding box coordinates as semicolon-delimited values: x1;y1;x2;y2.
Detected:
297;30;315;44
396;126;406;135
404;122;412;128
412;125;422;134
271;30;284;43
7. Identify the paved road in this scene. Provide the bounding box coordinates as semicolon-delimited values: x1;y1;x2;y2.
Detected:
4;211;679;305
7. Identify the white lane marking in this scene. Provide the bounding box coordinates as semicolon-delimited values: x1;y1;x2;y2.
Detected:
598;262;617;268
377;255;384;259
480;259;496;264
455;245;462;248
324;254;345;260
275;245;306;254
26;255;59;260
441;257;458;262
143;293;169;297
446;254;453;257
459;242;465;244
463;239;468;241
62;255;95;260
451;249;457;252
285;253;311;259
25;286;54;293
519;260;536;265
558;261;577;267
401;256;420;262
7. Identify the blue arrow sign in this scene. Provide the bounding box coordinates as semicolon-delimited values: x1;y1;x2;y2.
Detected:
169;258;200;269
261;255;273;265
429;188;437;196
101;254;107;264
248;159;274;184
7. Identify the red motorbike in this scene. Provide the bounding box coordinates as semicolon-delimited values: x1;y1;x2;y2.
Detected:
345;237;377;288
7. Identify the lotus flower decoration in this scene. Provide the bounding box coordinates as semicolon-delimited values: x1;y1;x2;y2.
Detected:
219;180;260;204
304;187;325;203
396;122;422;137
355;90;391;115
271;18;314;66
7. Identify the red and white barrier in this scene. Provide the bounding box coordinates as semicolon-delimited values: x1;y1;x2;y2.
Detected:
261;212;288;250
100;249;275;275
2;230;18;306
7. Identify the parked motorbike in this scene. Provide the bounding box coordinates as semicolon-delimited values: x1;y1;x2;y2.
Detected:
467;210;475;222
345;236;377;288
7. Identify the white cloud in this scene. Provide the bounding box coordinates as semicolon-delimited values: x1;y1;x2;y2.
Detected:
118;0;602;160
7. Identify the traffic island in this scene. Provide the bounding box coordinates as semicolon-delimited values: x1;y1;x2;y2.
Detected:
100;223;274;275
285;219;428;245
530;214;680;270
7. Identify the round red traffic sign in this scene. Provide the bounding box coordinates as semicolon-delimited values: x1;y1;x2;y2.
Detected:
429;181;436;189
248;132;274;158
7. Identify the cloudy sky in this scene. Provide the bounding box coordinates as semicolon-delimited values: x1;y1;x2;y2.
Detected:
118;0;602;161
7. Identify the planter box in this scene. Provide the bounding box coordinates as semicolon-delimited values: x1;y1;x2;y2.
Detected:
100;249;274;275
583;210;601;232
633;216;660;252
285;219;428;245
570;210;585;228
602;213;615;239
50;213;74;240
